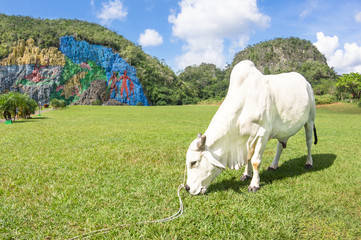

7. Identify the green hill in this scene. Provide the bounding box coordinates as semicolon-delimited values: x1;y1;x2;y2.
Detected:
0;14;178;105
179;37;338;104
0;14;337;105
230;37;337;94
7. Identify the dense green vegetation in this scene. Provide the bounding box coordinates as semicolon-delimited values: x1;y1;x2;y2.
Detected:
175;37;341;105
1;14;360;106
50;98;66;109
0;92;37;121
177;63;228;104
1;104;360;239
230;37;337;94
0;14;179;106
336;72;361;100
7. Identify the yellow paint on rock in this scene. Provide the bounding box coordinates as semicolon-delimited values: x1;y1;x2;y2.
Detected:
63;71;87;99
0;39;66;66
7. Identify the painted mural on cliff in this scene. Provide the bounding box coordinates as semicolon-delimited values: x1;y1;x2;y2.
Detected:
0;37;149;106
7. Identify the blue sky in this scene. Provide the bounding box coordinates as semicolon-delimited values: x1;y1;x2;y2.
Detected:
1;0;361;74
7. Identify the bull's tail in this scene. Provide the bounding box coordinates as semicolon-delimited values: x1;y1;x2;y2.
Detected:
313;124;318;145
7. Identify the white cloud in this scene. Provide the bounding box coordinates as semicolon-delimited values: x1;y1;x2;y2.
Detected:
175;38;225;69
314;32;361;74
138;29;164;47
355;11;361;23
299;0;319;20
90;0;95;8
168;0;270;69
96;0;128;26
313;32;339;59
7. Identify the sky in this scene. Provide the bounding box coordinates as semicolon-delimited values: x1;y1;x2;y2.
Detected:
1;0;361;74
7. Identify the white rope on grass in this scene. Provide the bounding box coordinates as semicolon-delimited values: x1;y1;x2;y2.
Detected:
68;165;187;240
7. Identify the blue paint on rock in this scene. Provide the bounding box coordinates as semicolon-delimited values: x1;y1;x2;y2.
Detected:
59;36;149;106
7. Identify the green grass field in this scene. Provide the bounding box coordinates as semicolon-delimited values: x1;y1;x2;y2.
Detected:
1;103;360;239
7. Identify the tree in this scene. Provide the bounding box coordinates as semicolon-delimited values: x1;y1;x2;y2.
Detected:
50;98;66;109
19;96;37;119
1;92;18;121
0;94;11;120
336;73;361;100
177;63;227;104
0;92;36;121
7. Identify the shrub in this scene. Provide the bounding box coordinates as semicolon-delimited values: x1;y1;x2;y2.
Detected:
50;98;67;109
59;100;66;108
91;100;102;105
314;94;338;105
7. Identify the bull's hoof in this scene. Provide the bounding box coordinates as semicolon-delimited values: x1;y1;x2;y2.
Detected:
248;186;260;193
240;174;251;182
267;166;277;171
305;164;313;170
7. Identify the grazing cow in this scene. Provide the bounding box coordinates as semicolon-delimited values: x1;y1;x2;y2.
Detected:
185;60;317;195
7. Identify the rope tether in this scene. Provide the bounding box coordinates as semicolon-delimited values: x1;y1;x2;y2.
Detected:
68;165;187;239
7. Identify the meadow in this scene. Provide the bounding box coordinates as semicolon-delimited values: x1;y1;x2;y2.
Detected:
0;103;360;239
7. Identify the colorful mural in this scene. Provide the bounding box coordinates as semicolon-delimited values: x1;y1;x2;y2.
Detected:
59;36;149;106
0;36;149;106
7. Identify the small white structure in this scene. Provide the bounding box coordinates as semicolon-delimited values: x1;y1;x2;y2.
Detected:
185;60;317;195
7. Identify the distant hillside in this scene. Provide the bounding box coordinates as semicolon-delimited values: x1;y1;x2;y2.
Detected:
178;37;338;103
229;37;337;93
0;14;178;105
0;15;337;105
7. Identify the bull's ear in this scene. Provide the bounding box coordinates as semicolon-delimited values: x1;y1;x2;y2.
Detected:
197;134;206;151
203;151;226;169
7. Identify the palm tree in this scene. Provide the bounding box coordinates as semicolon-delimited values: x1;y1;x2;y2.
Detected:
0;92;17;121
0;92;37;121
18;95;37;119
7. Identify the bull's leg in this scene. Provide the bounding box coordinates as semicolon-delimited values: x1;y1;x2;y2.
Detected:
241;141;255;181
240;159;252;181
304;122;314;169
268;141;286;170
249;134;268;192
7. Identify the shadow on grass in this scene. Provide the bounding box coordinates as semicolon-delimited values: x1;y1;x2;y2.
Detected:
207;153;337;194
10;116;49;124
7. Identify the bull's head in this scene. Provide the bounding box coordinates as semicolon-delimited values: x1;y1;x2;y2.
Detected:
185;133;225;195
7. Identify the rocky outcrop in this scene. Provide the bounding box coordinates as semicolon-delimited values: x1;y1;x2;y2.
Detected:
0;65;63;103
232;37;329;74
103;99;125;106
73;79;109;105
0;37;150;106
21;84;54;104
60;36;149;106
0;39;65;66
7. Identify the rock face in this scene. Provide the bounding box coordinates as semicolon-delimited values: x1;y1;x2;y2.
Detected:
103;99;125;106
0;64;63;104
0;37;149;106
73;79;109;105
0;38;66;66
59;36;149;106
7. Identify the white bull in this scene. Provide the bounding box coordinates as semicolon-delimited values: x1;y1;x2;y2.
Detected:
185;60;317;195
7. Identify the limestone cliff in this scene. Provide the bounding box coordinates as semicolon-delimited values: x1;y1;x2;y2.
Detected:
0;37;149;106
73;79;109;105
0;39;65;66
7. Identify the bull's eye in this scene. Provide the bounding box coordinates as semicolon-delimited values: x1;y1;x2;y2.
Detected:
190;161;197;167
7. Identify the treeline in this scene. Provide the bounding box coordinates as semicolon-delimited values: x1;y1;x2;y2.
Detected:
0;14;178;106
1;14;359;106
